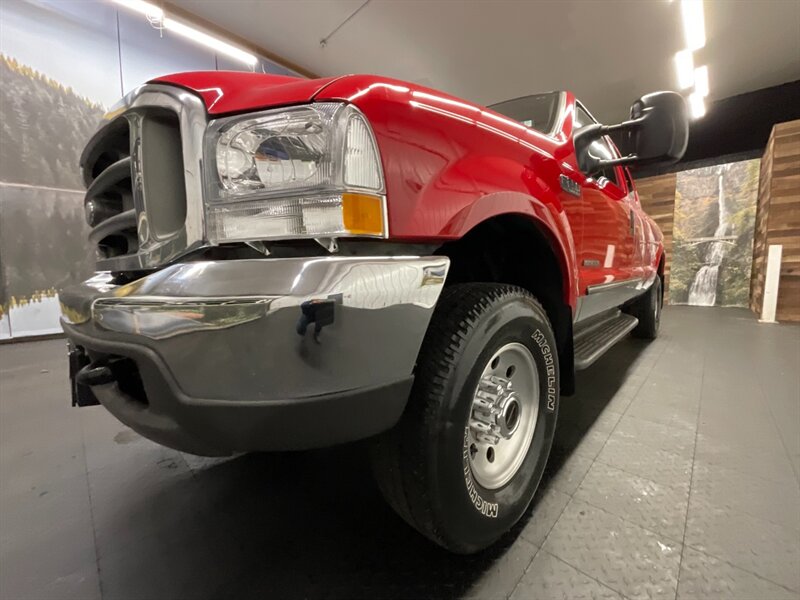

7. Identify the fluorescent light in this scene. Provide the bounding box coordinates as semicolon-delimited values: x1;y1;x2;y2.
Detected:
674;49;695;89
112;0;257;67
163;18;257;66
681;0;706;50
694;65;709;96
112;0;163;19
688;92;706;119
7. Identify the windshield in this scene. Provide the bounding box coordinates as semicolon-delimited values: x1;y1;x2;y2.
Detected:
488;92;562;135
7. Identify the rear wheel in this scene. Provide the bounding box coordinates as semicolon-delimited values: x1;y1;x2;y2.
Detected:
370;283;559;553
629;276;662;339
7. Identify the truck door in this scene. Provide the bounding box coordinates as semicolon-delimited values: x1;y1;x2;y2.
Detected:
572;103;638;321
621;167;648;281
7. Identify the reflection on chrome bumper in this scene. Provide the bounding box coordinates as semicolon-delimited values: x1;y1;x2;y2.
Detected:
60;256;450;404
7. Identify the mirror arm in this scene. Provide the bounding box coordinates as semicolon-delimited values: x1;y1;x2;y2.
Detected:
597;116;646;136
598;154;639;169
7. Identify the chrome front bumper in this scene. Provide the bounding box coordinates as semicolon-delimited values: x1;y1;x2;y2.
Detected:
61;256;450;454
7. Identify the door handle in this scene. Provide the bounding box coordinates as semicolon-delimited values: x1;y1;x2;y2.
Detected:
629;209;635;236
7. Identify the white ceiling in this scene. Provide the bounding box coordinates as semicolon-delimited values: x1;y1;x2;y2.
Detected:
172;0;800;123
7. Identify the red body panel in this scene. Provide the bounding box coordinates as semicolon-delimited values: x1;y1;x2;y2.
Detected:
153;72;664;314
152;71;342;114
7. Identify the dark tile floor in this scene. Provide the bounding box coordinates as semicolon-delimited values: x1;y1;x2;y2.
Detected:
1;306;798;600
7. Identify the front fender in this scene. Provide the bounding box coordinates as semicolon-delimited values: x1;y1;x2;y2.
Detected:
316;74;578;306
443;193;578;308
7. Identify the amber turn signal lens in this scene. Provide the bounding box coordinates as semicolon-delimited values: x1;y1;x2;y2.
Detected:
342;193;385;236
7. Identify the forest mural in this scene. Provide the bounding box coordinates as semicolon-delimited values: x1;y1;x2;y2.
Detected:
0;53;102;336
0;0;301;338
0;56;105;188
670;159;760;307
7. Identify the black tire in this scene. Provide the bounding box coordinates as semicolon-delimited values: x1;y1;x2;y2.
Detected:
629;276;662;339
370;283;559;553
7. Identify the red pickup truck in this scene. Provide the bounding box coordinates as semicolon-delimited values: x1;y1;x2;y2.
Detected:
62;72;687;553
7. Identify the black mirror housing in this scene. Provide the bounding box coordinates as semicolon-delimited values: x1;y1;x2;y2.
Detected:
627;91;689;168
574;91;689;176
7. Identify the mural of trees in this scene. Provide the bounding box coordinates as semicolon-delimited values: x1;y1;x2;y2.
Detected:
0;55;105;190
0;55;100;316
0;186;94;306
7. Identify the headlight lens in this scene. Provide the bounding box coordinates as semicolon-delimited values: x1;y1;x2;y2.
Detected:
204;102;386;243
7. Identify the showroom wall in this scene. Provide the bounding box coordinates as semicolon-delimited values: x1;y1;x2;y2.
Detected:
637;119;800;321
0;0;302;339
636;174;677;301
750;120;800;322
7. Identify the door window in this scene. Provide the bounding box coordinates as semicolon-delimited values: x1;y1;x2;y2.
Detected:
489;92;563;136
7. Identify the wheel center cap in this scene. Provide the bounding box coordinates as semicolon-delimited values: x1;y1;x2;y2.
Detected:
470;375;520;443
498;395;521;438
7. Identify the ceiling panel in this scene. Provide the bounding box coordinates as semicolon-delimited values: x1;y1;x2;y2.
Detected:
171;0;800;123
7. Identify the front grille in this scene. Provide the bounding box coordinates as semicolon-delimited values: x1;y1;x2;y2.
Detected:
83;118;137;260
79;84;206;272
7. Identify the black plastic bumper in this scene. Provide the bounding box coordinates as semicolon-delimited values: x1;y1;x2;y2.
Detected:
66;323;413;455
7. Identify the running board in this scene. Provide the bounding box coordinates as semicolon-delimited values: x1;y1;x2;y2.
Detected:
573;311;639;370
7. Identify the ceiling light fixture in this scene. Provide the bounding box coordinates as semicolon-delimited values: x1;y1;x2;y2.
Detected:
680;0;706;51
163;18;257;66
674;50;695;89
694;65;709;97
688;92;706;119
112;0;163;19
112;0;257;66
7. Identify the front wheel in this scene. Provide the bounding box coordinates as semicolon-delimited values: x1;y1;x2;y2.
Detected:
370;284;559;553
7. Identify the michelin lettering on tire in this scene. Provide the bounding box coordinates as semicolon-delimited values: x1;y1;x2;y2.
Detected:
463;427;499;518
531;329;556;412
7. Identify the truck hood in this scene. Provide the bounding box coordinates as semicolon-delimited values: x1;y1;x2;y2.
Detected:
151;71;344;116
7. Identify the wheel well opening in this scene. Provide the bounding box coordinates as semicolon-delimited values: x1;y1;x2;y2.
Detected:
436;215;575;395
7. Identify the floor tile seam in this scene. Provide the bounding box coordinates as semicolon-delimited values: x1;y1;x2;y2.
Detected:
533;547;635;600
589;456;692;494
507;544;544;600
681;541;800;595
561;494;685;548
675;334;708;600
754;369;800;489
79;414;104;600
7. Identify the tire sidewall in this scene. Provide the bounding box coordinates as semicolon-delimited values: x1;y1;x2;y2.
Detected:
430;295;559;552
645;277;662;335
654;277;662;330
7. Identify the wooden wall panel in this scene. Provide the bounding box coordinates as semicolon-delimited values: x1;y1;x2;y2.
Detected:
635;172;677;301
750;135;775;314
749;120;800;322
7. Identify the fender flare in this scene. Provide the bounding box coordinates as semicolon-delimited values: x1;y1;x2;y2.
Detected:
442;193;579;310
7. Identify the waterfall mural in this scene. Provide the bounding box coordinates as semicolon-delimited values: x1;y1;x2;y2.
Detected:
670;159;760;307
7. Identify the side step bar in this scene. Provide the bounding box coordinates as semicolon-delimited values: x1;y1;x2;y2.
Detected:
574;311;639;370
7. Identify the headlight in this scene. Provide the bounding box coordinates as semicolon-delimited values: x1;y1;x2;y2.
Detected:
204;102;386;243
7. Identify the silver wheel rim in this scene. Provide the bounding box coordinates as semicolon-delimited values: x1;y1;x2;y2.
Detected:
467;342;539;490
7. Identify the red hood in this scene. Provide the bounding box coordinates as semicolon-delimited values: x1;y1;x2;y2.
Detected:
151;71;344;115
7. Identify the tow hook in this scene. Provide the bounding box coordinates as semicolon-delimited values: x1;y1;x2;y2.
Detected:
75;362;115;387
296;298;337;342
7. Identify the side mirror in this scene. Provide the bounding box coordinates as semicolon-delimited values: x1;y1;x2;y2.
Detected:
574;91;689;175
